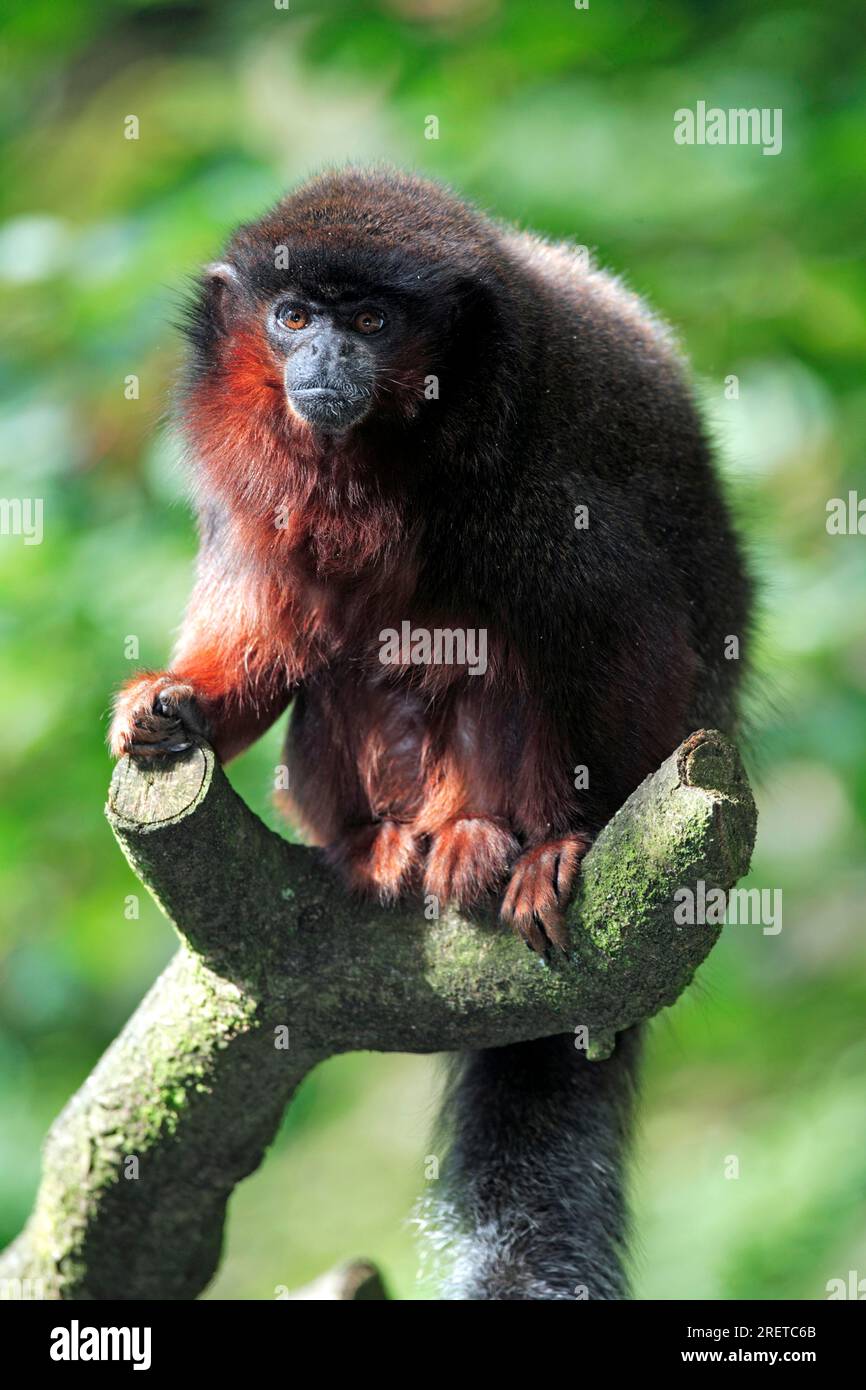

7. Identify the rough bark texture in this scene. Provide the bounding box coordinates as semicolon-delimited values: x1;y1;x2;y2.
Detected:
0;728;755;1300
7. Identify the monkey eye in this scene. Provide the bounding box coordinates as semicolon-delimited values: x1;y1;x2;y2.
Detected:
278;304;310;330
353;309;385;335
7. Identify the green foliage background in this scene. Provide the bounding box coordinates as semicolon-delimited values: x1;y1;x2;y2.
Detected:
1;0;864;1300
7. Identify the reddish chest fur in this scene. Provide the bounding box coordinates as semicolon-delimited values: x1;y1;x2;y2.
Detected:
188;326;427;652
180;318;564;905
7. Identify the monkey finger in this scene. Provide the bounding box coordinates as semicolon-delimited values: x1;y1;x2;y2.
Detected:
126;710;193;758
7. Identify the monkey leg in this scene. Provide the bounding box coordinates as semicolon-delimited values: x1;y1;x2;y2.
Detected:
423;816;518;909
326;819;421;903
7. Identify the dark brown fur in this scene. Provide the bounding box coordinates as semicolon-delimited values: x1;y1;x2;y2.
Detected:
110;168;752;1297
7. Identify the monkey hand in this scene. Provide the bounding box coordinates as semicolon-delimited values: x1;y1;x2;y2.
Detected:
500;833;591;955
108;672;211;760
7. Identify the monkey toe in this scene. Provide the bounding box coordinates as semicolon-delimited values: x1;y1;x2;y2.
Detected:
423;817;518;910
500;834;590;954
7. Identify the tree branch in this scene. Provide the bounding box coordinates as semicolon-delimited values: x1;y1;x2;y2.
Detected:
0;728;755;1299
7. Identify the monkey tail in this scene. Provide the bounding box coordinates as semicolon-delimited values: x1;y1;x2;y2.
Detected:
415;1027;643;1301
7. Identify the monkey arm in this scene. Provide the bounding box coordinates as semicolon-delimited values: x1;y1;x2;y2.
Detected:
167;580;296;763
109;561;302;764
108;497;322;762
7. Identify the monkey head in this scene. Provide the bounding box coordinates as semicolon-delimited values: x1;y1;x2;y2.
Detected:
181;168;512;479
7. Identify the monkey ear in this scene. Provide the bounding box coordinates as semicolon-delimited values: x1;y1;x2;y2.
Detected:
205;261;240;286
448;273;498;332
200;261;241;332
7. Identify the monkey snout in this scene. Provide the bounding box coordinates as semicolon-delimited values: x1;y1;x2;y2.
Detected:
284;331;374;428
284;376;373;432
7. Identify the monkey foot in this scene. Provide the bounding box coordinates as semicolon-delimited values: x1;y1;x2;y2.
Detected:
500;833;590;954
109;674;210;760
329;819;420;904
423;817;518;911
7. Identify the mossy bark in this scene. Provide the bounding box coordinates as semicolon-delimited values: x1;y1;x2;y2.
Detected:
0;728;755;1299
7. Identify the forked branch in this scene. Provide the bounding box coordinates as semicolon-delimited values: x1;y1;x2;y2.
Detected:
0;728;755;1299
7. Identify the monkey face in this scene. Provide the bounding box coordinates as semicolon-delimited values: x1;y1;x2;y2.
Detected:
188;258;435;439
266;294;390;433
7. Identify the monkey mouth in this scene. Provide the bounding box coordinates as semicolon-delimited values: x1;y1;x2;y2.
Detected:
286;385;372;432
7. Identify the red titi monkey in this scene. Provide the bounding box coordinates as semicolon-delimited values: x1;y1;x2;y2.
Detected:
110;168;751;1299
